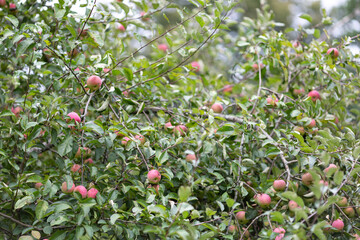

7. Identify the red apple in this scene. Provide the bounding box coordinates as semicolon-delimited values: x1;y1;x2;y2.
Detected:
308;90;321;102
9;3;15;10
228;225;237;233
273;180;286;191
235;211;246;223
223;85;233;93
307;119;316;128
324;164;337;174
158;44;168;52
252;63;265;71
61;182;75;193
121;137;131;146
71;164;81;173
74;185;87;198
266;97;278;106
140;11;150;21
302;173;313;186
11;106;22;117
273;227;285;240
331;219;344;231
174;125;188;136
293;88;305;95
87;75;102;91
344;207;355;218
319;180;329;186
164;122;172;131
135;135;146;145
186;154;197;162
327;48;339;58
293;126;305;135
288;200;299;211
35;182;43;189
87;188;98;199
337;197;347;207
211;103;223;113
67;112;81;123
257;193;271;208
84;158;94;164
103;68;110;73
147;170;161;184
292;40;301;48
191;61;201;72
75;147;91;158
0;0;6;7
118;24;126;32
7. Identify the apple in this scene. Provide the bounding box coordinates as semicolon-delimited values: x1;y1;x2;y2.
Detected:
87;188;98;199
75;147;91;158
9;3;15;10
324;163;337;174
147;169;161;184
68;48;79;57
334;116;339;124
121;137;131;146
293;126;305;135
293;40;301;48
288;200;299;211
67;112;81;123
174;125;188;136
103;68;110;73
114;130;124;138
337;197;347;207
11;106;22;117
186;154;197;162
273;227;285;240
61;182;75;193
0;0;6;7
118;24;126;32
319;180;329;186
256;193;271;208
331;219;344;231
266;97;278;106
158;44;168;52
293;88;305;95
228;225;237;233
308;90;321;102
235;211;246;223
87;75;102;91
273;180;286;191
164;122;173;131
71;164;81;173
307;119;316;128
35;183;43;189
252;63;265;71
135;135;146;145
74;185;87;198
84;158;94;164
223;85;233;93
344;207;355;218
302;172;313;186
327;48;339;58
191;61;201;72
211;103;223;113
140;11;150;21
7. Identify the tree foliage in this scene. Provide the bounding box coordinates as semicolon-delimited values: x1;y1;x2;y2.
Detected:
0;0;360;239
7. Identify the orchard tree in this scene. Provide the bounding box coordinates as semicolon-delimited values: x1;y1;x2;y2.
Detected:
1;0;360;239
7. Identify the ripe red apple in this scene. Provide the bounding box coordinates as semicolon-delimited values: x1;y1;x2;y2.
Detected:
9;3;15;10
186;154;197;162
191;61;201;72
337;197;347;207
324;164;337;174
74;185;87;198
135;135;146;145
344;207;355;218
71;164;81;173
327;48;339;58
302;173;313;186
103;68;110;73
293;126;305;135
235;211;246;223
87;188;98;199
222;85;233;93
273;227;285;240
67;112;81;123
308;90;321;102
164;122;172;131
0;0;6;7
211;103;223;113
140;11;150;21
266;97;278;106
288;200;299;211
331;219;344;231
273;180;286;191
147;169;161;184
228;225;237;233
121;137;131;146
174;125;188;136
307;119;316;128
87;75;102;91
75;147;91;158
84;158;94;164
319;180;329;186
35;183;43;189
61;182;75;193
158;44;168;52
118;24;126;32
11;106;22;117
293;88;305;95
252;63;265;71
256;193;271;208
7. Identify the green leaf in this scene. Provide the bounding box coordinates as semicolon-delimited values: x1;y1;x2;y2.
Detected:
178;186;191;202
15;196;33;209
89;31;104;47
16;39;34;57
5;15;19;27
334;171;344;185
57;136;73;157
36;200;49;220
179;203;194;214
300;14;312;23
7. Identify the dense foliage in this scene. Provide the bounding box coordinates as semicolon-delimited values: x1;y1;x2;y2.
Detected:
1;0;360;239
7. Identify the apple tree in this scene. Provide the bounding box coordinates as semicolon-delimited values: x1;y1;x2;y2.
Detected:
1;0;360;239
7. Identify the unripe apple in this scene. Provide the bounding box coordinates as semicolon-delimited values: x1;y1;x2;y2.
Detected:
147;170;161;184
87;75;102;91
0;0;6;7
293;126;305;135
61;182;75;193
84;158;94;164
35;182;43;189
191;61;201;72
293;88;305;95
67;112;81;123
273;180;286;191
302;172;313;186
307;119;316;128
9;3;16;10
75;147;91;158
186;154;197;162
273;227;285;240
266;97;278;106
228;225;237;233
257;193;271;208
324;164;337;174
140;11;150;21
164;122;172;131
87;188;98;199
71;164;81;173
344;207;355;218
288;200;299;211
337;197;347;207
327;48;339;58
331;219;344;231
308;90;321;102
118;24;126;32
11;106;22;117
235;211;246;223
211;103;223;113
158;44;168;52
223;85;233;93
121;137;131;146
135;135;145;145
74;185;87;198
174;125;187;136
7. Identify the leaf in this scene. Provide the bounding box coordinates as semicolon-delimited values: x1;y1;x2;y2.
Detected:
179;203;194;214
31;231;41;240
5;15;19;27
300;14;312;23
15;196;33;209
36;200;49;220
16;39;34;57
89;31;104;47
57;136;73;157
178;186;191;202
